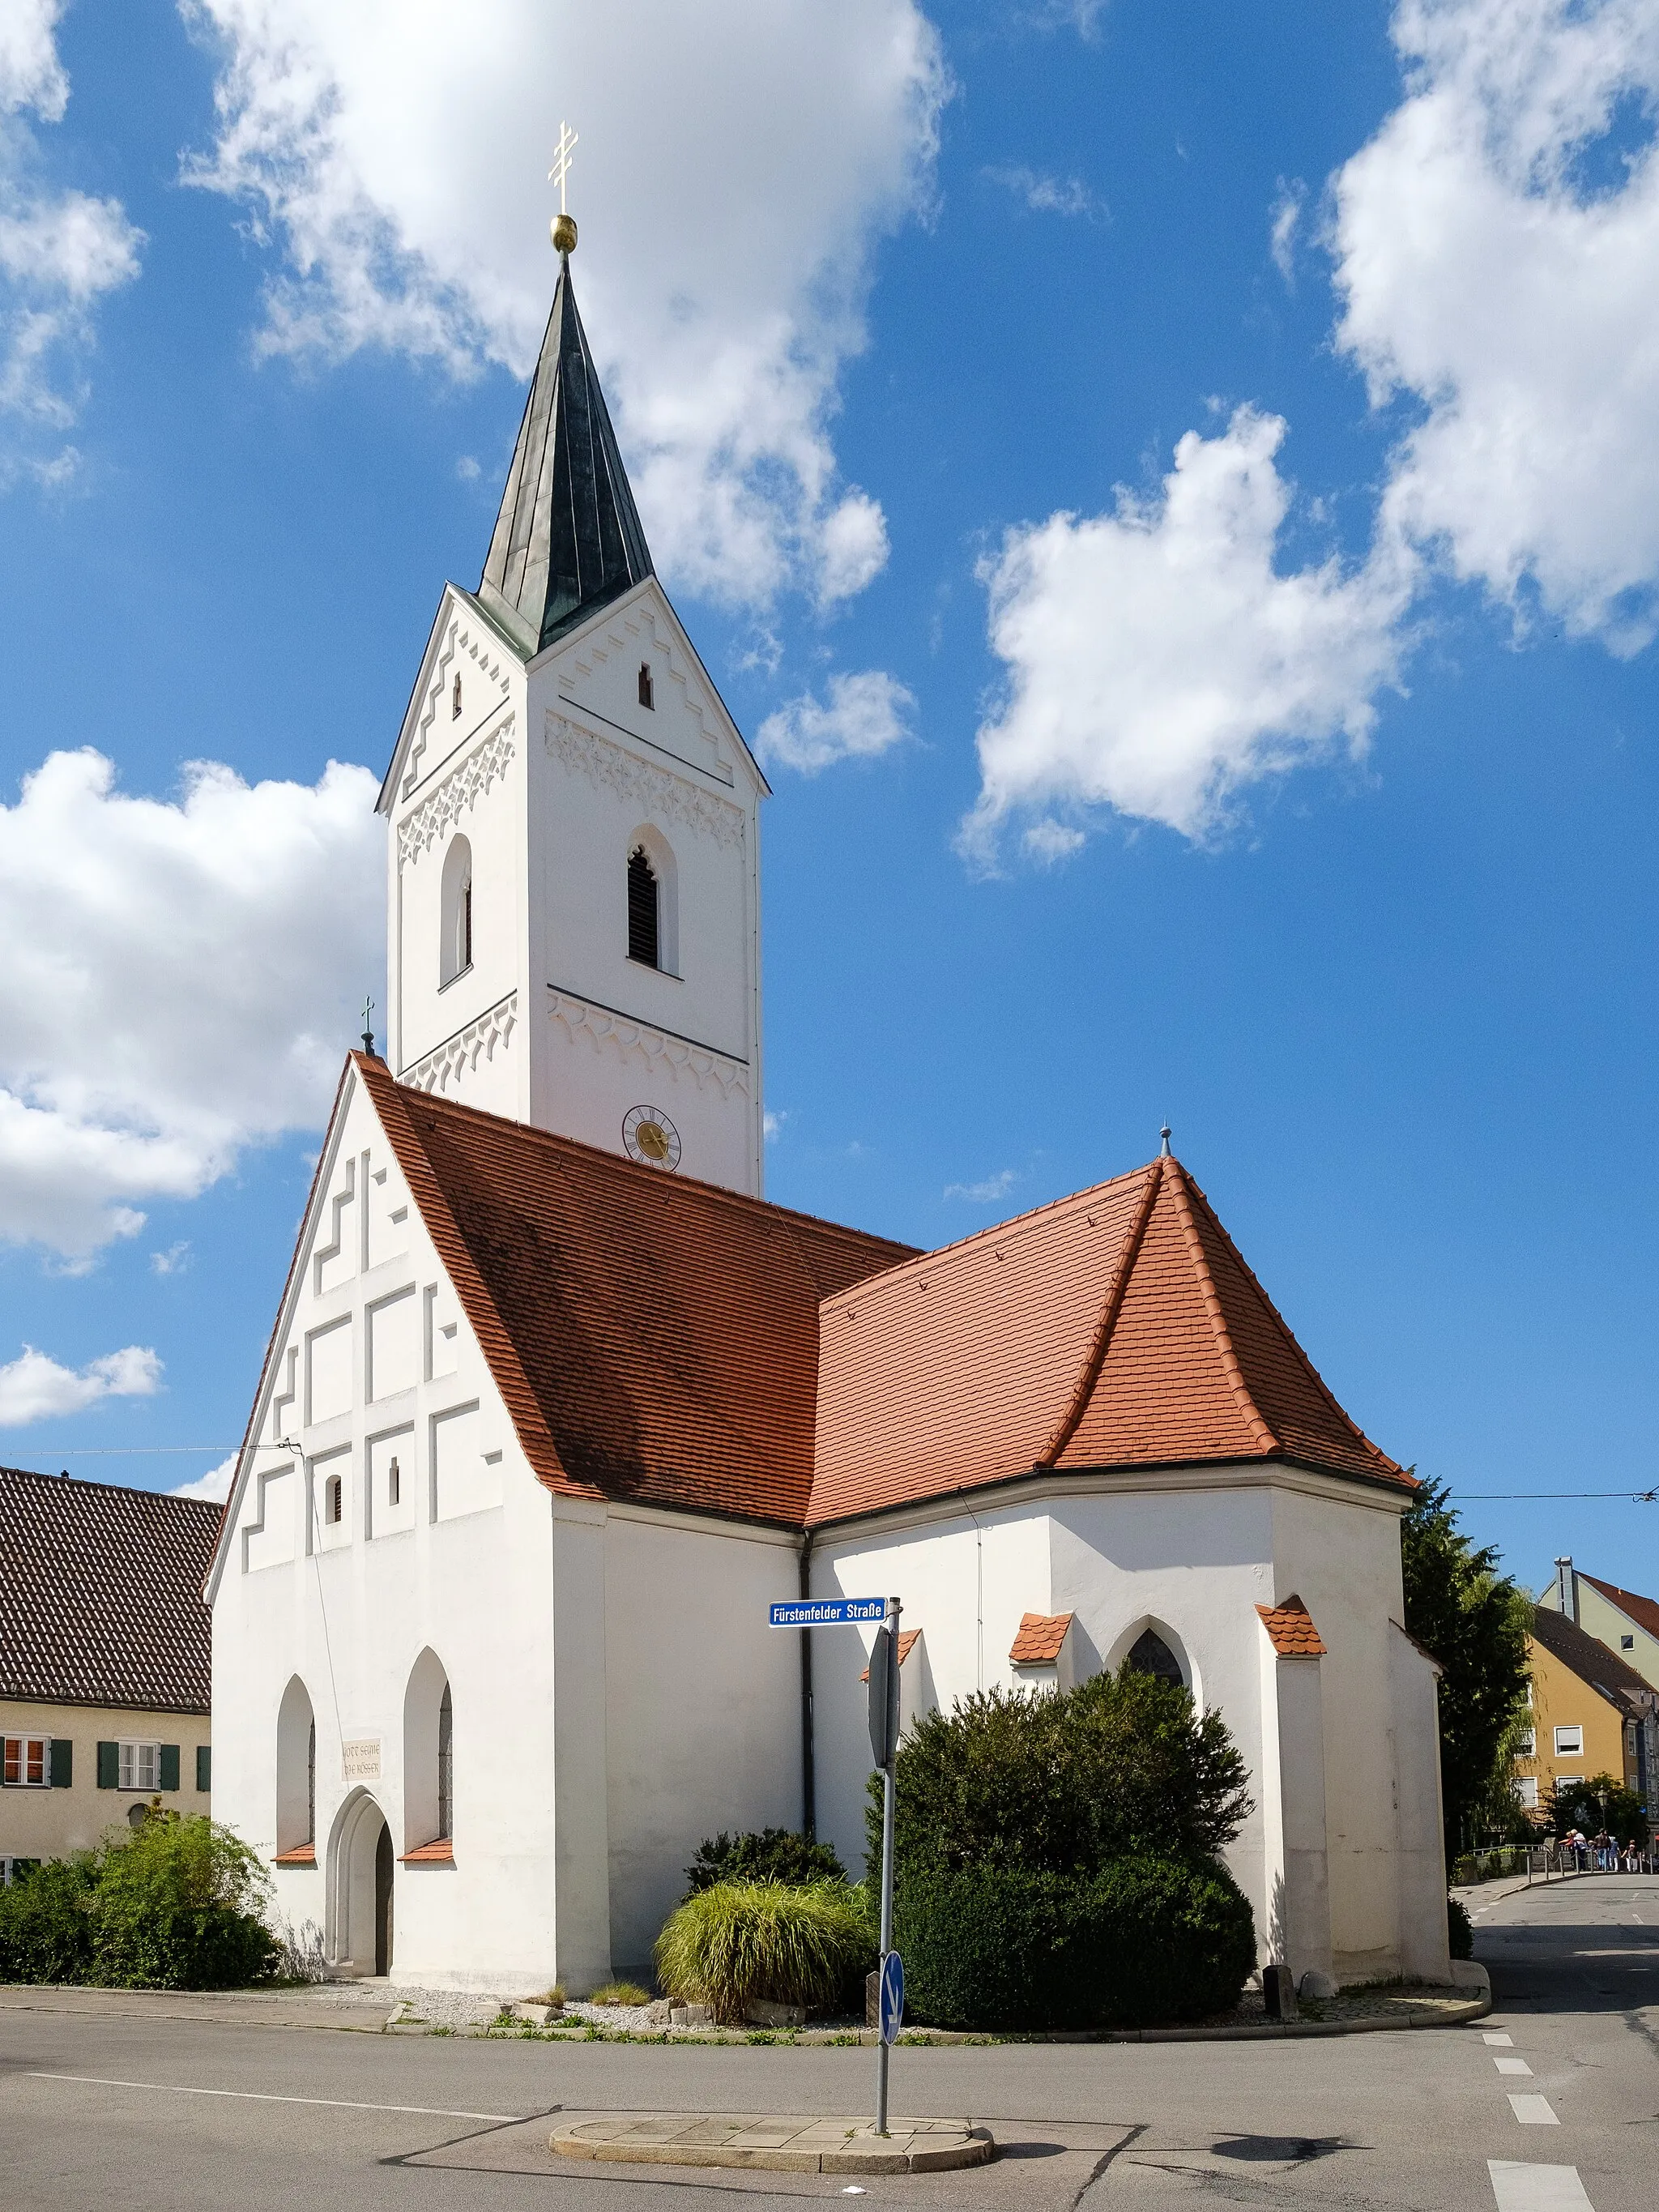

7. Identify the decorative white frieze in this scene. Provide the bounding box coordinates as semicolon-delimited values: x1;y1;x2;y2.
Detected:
545;711;744;850
403;616;514;798
398;717;517;866
403;993;518;1095
548;989;749;1097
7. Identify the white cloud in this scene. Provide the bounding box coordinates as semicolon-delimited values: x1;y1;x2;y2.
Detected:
150;1241;192;1276
172;1452;237;1501
757;669;917;774
0;747;382;1259
1269;177;1303;283
0;2;143;459
962;407;1413;855
181;0;947;609
0;1342;162;1427
1331;0;1659;647
986;164;1105;220
943;1168;1018;1204
1021;819;1085;865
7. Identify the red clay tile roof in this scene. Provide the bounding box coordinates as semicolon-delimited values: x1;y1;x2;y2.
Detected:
273;1845;317;1868
1009;1612;1074;1664
1256;1597;1327;1658
808;1155;1405;1526
0;1464;219;1711
859;1628;921;1682
1579;1573;1659;1646
401;1838;455;1864
356;1057;915;1526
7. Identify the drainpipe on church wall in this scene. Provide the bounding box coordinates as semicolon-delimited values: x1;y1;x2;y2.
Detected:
799;1531;816;1840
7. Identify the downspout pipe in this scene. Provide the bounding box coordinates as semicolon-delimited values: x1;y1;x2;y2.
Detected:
800;1529;816;1839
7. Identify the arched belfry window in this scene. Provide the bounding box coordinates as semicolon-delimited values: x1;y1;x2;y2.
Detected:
638;661;654;710
628;845;659;968
440;834;473;987
437;1684;453;1840
451;671;463;720
1126;1628;1184;1687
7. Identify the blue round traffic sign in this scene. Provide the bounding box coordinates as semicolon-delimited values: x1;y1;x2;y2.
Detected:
879;1949;904;2045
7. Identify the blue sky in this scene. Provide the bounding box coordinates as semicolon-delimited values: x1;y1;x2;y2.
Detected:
1;0;1656;1599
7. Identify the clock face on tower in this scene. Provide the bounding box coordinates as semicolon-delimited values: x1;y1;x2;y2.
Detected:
622;1105;681;1172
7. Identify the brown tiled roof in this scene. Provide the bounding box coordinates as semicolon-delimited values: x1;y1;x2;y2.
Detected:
0;1464;219;1712
1530;1603;1656;1711
273;1845;317;1868
401;1838;455;1865
1579;1573;1659;1646
1009;1612;1074;1664
356;1056;915;1527
860;1628;921;1682
1256;1596;1327;1658
808;1155;1405;1526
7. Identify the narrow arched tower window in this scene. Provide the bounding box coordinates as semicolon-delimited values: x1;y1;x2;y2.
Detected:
440;835;473;986
628;845;659;968
451;672;463;720
437;1683;453;1840
1126;1629;1184;1686
638;661;654;709
306;1718;316;1843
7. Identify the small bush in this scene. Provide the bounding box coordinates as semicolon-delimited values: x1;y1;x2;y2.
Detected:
589;1980;650;2006
1448;1896;1473;1961
655;1881;875;2025
684;1828;846;1895
0;1855;97;1984
898;1858;1256;2032
92;1817;276;1990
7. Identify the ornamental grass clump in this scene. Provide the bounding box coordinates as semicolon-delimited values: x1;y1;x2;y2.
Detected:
655;1881;874;2025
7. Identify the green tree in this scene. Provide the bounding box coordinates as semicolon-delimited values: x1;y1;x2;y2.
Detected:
1400;1473;1533;1856
682;1828;846;1896
1542;1771;1648;1847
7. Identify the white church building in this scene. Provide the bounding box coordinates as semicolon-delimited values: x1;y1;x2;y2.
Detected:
207;233;1451;1997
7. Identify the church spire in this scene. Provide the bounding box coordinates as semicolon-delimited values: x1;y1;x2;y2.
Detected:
478;241;654;655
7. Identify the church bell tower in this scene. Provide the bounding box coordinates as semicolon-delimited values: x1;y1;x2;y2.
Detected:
376;209;768;1198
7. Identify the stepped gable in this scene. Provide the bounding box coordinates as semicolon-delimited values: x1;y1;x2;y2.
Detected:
358;1057;915;1527
808;1153;1405;1528
0;1464;219;1711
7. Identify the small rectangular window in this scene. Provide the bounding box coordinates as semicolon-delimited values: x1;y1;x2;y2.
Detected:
1553;1724;1583;1756
2;1737;49;1787
638;661;654;709
1515;1727;1536;1757
1516;1776;1538;1809
388;1455;400;1505
1621;1633;1636;1650
326;1473;343;1524
118;1741;160;1791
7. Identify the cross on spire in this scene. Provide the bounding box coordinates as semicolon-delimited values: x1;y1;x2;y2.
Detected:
361;997;376;1057
548;121;579;254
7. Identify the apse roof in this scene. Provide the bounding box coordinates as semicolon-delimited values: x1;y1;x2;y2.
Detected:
478;253;654;655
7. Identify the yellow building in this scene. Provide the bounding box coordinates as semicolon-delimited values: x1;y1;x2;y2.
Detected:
1514;1601;1655;1823
1;1465;220;1878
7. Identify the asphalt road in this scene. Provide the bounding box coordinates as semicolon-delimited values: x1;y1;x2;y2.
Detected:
0;1874;1654;2211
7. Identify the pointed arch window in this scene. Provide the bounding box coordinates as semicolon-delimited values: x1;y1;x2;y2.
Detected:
1126;1629;1184;1686
638;661;654;710
440;835;473;987
628;845;659;968
437;1685;453;1840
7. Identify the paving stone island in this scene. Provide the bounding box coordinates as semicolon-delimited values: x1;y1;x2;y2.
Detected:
548;2112;995;2174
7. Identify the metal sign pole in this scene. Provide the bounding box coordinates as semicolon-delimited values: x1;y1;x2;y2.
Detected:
875;1594;901;2136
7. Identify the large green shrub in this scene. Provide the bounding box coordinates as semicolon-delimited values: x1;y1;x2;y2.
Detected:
655;1881;874;2024
0;1855;97;1984
872;1662;1253;1883
684;1827;847;1895
898;1858;1256;2031
92;1816;277;1989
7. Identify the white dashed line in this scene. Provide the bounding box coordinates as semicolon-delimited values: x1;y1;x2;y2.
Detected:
1488;2161;1595;2212
26;2075;520;2124
1484;2032;1515;2046
1508;2095;1559;2126
1495;2057;1534;2076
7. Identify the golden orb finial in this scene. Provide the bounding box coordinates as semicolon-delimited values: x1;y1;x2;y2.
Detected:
551;211;578;255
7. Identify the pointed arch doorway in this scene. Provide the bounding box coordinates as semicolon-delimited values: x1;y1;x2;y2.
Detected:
327;1790;394;1977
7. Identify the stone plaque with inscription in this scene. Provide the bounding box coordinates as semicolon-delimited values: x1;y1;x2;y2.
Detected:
342;1738;382;1783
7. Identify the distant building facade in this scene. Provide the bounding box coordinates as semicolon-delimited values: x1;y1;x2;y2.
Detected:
0;1466;219;1881
1514;1596;1657;1821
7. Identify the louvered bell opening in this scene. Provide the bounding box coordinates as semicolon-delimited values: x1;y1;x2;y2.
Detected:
628;847;659;968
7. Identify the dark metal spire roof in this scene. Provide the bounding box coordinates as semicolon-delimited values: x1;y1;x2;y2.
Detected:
479;254;654;655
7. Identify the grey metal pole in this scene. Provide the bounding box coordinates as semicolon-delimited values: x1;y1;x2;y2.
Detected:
875;1594;901;2137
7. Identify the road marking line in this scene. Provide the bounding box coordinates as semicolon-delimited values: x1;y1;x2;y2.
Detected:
1495;2058;1533;2076
1488;2161;1594;2212
1484;2033;1515;2046
26;2075;521;2124
1508;2095;1559;2126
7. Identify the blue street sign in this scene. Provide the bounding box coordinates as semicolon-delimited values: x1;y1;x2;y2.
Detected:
879;1949;904;2046
769;1597;886;1627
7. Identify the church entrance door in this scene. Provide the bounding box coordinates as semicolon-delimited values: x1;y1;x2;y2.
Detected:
327;1789;394;1976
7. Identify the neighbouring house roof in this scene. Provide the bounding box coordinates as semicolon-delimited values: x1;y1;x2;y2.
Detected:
1009;1612;1074;1665
1579;1572;1659;1646
1530;1603;1656;1714
860;1629;922;1683
809;1153;1405;1527
1256;1596;1328;1658
0;1463;218;1713
357;1057;915;1527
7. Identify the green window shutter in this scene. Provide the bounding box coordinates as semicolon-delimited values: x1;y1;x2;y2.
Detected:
195;1744;211;1793
49;1739;72;1788
96;1740;118;1789
158;1743;181;1791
